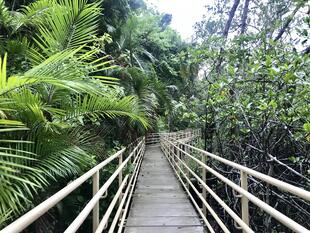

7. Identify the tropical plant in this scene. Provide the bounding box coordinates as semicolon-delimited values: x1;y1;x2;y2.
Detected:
0;0;151;227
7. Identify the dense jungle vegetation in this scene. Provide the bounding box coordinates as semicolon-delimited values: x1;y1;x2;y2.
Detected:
0;0;309;232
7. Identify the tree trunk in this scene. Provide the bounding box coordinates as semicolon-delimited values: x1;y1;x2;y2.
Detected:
216;0;241;73
223;0;241;38
274;1;305;41
240;0;250;34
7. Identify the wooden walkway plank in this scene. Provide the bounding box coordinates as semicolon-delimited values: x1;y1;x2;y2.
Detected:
124;145;204;233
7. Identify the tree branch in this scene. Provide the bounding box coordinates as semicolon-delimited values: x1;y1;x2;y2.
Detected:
247;144;310;183
274;2;305;41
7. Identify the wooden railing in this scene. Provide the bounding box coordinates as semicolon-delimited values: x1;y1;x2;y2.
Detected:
0;138;145;233
160;131;310;233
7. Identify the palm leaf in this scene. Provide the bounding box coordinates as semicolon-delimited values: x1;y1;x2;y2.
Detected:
0;53;116;97
0;120;44;221
0;121;96;224
31;0;101;59
19;0;56;27
27;48;118;85
0;0;11;27
62;94;149;128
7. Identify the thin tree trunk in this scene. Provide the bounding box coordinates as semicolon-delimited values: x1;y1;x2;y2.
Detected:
223;0;241;38
216;0;241;73
12;0;16;10
264;163;274;232
240;0;250;34
274;1;305;41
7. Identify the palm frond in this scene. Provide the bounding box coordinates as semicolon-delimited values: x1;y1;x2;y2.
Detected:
62;94;149;128
40;146;94;178
0;120;44;221
19;0;56;26
28;48;117;82
0;0;152;227
0;53;116;97
32;0;101;59
122;67;171;117
0;121;95;224
0;0;56;33
0;0;11;27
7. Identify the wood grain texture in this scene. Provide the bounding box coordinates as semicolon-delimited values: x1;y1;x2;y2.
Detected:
124;145;204;233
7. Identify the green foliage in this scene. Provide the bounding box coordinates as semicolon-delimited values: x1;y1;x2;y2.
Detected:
303;123;310;133
0;0;154;227
0;0;187;228
0;48;149;226
180;0;310;231
30;0;101;59
1;0;309;231
63;94;149;128
0;0;10;27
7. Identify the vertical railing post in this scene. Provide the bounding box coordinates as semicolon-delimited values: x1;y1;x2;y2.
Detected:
171;143;174;163
173;144;176;168
131;147;135;167
118;152;123;205
184;144;190;190
202;153;207;217
177;142;180;175
92;171;99;233
241;171;249;231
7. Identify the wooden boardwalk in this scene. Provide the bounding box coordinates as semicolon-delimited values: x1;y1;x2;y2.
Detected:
124;145;204;233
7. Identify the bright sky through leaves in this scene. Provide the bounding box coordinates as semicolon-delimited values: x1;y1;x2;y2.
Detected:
146;0;210;40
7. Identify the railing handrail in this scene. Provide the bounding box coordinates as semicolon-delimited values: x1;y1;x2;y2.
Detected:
160;131;310;233
146;129;201;144
1;138;145;233
173;138;310;201
6;129;306;233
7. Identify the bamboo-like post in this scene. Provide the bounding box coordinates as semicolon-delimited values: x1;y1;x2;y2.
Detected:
241;171;249;230
92;171;99;233
202;153;207;217
177;143;181;176
118;153;123;205
184;144;190;190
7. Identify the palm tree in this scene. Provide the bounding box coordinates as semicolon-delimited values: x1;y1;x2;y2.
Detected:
0;0;149;227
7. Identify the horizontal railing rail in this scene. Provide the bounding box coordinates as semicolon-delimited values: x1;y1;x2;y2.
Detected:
145;133;161;145
5;128;306;233
1;137;145;233
146;129;201;145
160;132;310;233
